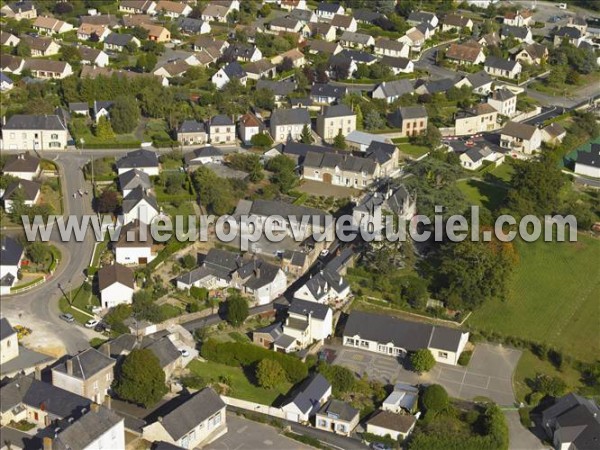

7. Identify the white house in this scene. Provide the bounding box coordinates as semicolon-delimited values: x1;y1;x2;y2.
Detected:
382;383;419;414
156;0;192;18
184;146;224;167
484;56;522;80
238;113;263;145
315;400;359;437
316;2;344;20
211;61;247;90
209;115;236;144
1;114;67;151
374;38;410;58
122;187;160;225
574;144;600;178
114;221;156;265
33;16;73;35
2;152;41;180
282;374;332;423
78;46;110;67
454;103;499;136
52;405;125;450
270;108;311;142
0;318;20;363
366;410;417;441
343;311;470;365
118;169;152;197
294;269;350;304
116;149;160;176
0;237;24;295
500;121;542;154
275;299;333;352
487;88;517;117
459;146;504;170
2;179;41;213
97;263;135;309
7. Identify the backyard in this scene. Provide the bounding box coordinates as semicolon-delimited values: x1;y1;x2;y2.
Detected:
469;234;600;362
456;178;508;211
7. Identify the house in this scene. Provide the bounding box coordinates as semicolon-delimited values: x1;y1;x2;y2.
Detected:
331;14;357;32
51;348;116;403
399;27;426;51
445;42;485;65
0;31;20;47
154;60;191;78
0;318;19;364
176;120;207;146
177;17;211;35
554;26;584;47
118;169;152;196
504;9;533;27
116;149;160;176
307;22;337;41
302;151;379;189
143;388;227;448
80;14;120;27
387;105;428;137
454;70;494;95
139;331;182;378
382;383;419;413
366;410;417;441
339;31;375;49
374;38;409;59
201;0;239;23
487;88;517;117
0;54;25;74
0;73;14;92
49;405;125;450
293;268;350;304
252;322;284;349
238;113;264;145
0;1;37;20
315;400;359;436
345;131;392;153
256;80;296;104
97;263;135;309
310;83;347;105
574;144;600;178
500;121;542;154
270;16;305;34
156;0;192;18
478;31;501;47
541;393;600;450
104;33;141;51
184;146;224;167
122;186;160;225
0;237;24;295
460;146;504;170
270;108;311;142
484;56;522;79
119;0;157;15
2;152;41;180
271;48;306;68
212;61;248;89
244;59;277;80
380;56;414;75
500;24;533;44
513;42;548;65
209;115;236;144
275;299;333;352
441;14;473;32
140;23;171;42
77;23;111;41
24;59;72;80
454;103;498;135
343;311;470;365
316;2;344;20
78;46;110;67
387;185;417;221
192;35;228;54
541;122;567;145
282;374;332;423
289;7;317;24
364;141;400;177
1;114;67;151
2;179;41;212
114;220;157;265
316;104;356;143
282;0;308;12
20;35;60;57
372;79;414;104
33;16;73;35
281;249;310;277
224;43;262;63
0;375;92;429
414;77;458;95
407;11;438;27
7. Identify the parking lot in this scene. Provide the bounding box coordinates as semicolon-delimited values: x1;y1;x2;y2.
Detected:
206;414;313;450
329;343;521;406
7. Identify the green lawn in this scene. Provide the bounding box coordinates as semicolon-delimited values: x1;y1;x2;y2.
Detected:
398;143;430;158
489;163;514;183
187;359;292;405
469;235;600;362
456;179;508;211
70;118;139;146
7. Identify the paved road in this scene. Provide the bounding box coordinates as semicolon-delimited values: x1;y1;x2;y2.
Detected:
504;410;548;450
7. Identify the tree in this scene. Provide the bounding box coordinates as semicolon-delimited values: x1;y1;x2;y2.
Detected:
252;88;275;110
181;254;196;269
113;349;168;407
332;129;347;150
300;124;313;144
256;359;287;388
136;53;157;73
27;242;49;264
61;46;81;64
410;349;436;373
250;132;273;148
317;362;356;395
402;276;428;309
364;110;385;131
266;155;298;194
110;96;140;134
227;153;264;182
355;104;364;130
421;384;449;414
94;116;115;140
226;293;248;327
15;41;30;57
414;123;441;149
97;190;120;214
532;374;567;397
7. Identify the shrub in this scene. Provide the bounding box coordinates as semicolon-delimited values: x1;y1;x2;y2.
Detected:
421;384;449;415
458;351;473;366
518;407;532;428
256;359;287;388
410;349;436;373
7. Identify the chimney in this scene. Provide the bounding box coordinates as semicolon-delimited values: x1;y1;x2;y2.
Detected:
43;437;53;450
104;395;112;410
34;366;42;380
90;403;100;413
158;416;163;422
101;342;111;358
66;359;73;376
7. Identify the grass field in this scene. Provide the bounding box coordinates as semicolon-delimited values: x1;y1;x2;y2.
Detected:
187;360;291;405
456;179;508;211
398;143;430;158
469;234;600;362
489;163;514;183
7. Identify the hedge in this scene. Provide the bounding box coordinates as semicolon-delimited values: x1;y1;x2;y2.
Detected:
200;339;308;384
79;142;141;149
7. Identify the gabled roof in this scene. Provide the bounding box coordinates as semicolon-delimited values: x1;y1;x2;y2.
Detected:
310;83;347;99
285;374;331;415
331;14;354;28
0;54;24;72
20;35;57;52
116;149;159;170
4;114;66;130
270;16;301;30
352;9;383;23
119;169;152;191
304;151;378;175
542;393;600;450
374;79;414;98
463;146;493;163
156;388;225;441
53;348;115;380
122;186;159;214
25;58;70;74
463;70;493;89
54;407;123;450
244;59;276;75
501;24;531;40
178;119;206;134
375;38;407;52
105;33;137;47
387;185;412;216
97;262;135;290
317;399;358;422
446;42;483;62
0;236;24;267
256;79;297;96
485;56;519;71
254;322;283;340
340;31;373;45
367;410;416;433
140;333;181;369
0;317;17;340
4;1;36;13
177;16;209;34
490;88;516;102
114;220;153;249
184;146;223;164
408;11;436;23
210;114;234;126
4;178;41;201
3;152;40;173
221;61;247;79
321;104;354;118
248;199;327;220
543;122;566;138
576;144;600;168
555;26;583;39
501;121;538;140
443;13;471;28
289;298;331;320
270;108;310;127
289;8;315;22
317;2;342;13
418;77;458;94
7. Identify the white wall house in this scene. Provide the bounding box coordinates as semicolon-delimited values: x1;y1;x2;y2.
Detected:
574;145;600;178
500;121;542;154
282;374;332;423
97;263;135;309
2;114;67;151
275;300;333;353
0;318;19;363
293;269;350;304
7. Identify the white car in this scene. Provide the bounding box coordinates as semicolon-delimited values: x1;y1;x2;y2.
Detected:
320;249;329;258
179;349;190;357
85;319;99;328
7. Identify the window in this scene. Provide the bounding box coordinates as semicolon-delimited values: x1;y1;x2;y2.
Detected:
9;133;15;139
93;381;98;391
51;133;58;139
438;351;448;359
106;373;112;382
318;419;328;427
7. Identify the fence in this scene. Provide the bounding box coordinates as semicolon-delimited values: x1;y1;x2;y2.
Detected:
512;106;542;123
221;396;288;421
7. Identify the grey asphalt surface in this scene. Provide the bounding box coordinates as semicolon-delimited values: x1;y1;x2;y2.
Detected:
504;410;548;450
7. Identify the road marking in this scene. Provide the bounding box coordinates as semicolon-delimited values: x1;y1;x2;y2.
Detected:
237;426;247;434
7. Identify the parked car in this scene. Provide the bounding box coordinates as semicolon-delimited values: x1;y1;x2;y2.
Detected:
60;313;74;323
94;322;111;333
179;349;190;357
320;249;329;258
85;319;99;328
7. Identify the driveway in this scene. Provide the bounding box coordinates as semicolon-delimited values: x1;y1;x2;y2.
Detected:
206;414;313;450
504;410;548;450
329;343;521;406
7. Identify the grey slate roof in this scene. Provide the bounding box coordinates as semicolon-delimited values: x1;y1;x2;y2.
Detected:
289;298;331;320
0;236;23;266
0;317;16;341
352;9;383;23
289;8;315;22
157;388;225;441
222;61;247;79
380;56;411;70
178;119;206;133
338;49;376;64
286;373;331;415
54;407;123;450
69;102;90;113
299;269;348;303
53;348;115;380
184;146;223;164
4;178;41;201
408;11;436;24
3;114;66;130
485;56;519;71
3;153;41;174
270;108;310;127
501;121;537;140
177;17;207;34
343;311;466;352
321;104;353;118
249;199;327;219
464;70;493;89
304;151;378;175
317;399;358;422
491;88;516;102
577;144;600;168
374;79;414;98
119;169;152;191
210;114;234;126
141;333;181;369
254;322;283;340
418;77;458;94
388;105;427;127
122;186;160;214
310;83;347;100
116;149;159;170
501;24;530;40
317;2;341;13
105;32;136;47
256;79;296;97
387;185;411;215
340;31;373;46
556;26;583;39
